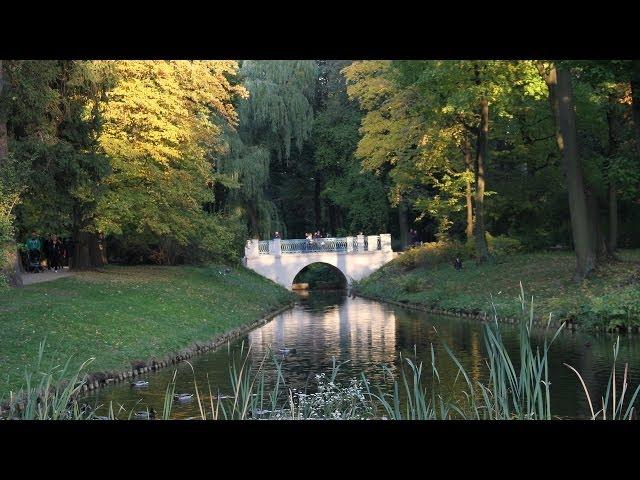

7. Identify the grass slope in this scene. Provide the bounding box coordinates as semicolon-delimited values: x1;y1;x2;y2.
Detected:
356;249;640;329
0;265;294;394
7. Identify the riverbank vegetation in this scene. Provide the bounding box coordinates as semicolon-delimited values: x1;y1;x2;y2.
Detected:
6;295;639;420
355;244;640;330
0;265;294;394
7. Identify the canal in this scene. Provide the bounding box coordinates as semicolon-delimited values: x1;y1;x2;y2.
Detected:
87;290;640;419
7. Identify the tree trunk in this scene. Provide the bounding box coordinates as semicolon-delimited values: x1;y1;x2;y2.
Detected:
398;200;409;250
606;95;619;253
555;67;597;280
89;232;108;267
247;203;259;238
71;231;92;270
630;60;640;156
0;60;7;162
463;138;474;240
585;186;609;260
473;97;490;263
608;181;617;252
314;175;322;230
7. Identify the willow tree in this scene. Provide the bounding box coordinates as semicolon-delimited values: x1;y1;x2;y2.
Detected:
95;60;247;264
219;60;317;238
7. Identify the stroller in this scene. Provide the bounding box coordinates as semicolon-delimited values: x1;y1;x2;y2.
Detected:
26;249;43;273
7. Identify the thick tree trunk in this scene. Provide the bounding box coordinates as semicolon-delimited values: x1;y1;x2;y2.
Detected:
463;138;474;240
71;231;91;270
473;97;490;263
555;67;597;280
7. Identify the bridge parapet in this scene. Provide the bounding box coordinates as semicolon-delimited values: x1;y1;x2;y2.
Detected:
246;234;391;256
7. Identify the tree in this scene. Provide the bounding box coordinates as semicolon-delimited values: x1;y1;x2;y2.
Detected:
94;60;246;263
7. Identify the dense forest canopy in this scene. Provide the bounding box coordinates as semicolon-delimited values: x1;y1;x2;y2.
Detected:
1;60;639;283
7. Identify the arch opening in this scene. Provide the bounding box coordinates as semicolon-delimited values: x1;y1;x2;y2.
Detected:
292;262;348;290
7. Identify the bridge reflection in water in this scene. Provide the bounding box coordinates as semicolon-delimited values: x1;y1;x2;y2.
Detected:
247;293;398;386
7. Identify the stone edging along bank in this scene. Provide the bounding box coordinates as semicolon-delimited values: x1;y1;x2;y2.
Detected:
352;291;636;335
1;300;295;412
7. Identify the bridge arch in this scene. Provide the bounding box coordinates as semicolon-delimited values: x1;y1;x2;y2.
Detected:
292;261;349;289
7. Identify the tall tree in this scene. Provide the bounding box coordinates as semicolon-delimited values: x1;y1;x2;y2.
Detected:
95;60;246;264
554;65;597;279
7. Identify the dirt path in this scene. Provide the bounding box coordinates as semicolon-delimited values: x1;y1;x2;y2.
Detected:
20;267;73;285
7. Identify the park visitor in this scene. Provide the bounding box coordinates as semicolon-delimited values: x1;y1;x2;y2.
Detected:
26;231;42;254
454;256;463;271
50;235;63;272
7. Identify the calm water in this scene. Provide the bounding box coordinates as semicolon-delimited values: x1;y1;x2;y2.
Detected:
88;291;640;419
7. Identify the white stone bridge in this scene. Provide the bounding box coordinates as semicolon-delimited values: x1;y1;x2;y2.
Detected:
243;234;397;289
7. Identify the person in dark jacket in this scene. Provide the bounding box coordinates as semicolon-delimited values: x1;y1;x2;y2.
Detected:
50;235;64;272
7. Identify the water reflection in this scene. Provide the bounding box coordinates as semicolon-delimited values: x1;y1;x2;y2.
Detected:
88;291;640;419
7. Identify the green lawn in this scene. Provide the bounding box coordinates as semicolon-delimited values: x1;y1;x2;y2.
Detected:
356;250;640;329
0;265;294;394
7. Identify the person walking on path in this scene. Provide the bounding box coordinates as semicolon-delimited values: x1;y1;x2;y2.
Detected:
50;235;64;272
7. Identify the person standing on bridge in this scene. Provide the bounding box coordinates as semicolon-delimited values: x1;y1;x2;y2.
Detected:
273;231;280;239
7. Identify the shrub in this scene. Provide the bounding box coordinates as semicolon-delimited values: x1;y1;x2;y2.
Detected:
395;240;467;271
486;233;523;256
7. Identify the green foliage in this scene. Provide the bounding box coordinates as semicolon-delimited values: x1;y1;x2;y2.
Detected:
486;233;523;256
6;61;112;244
92;61;247;262
388;240;468;272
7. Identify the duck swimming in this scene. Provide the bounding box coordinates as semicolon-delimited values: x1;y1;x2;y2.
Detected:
174;393;194;402
131;380;149;388
134;408;156;419
278;347;297;355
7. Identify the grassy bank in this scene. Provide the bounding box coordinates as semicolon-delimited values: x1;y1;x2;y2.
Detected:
0;265;295;394
355;247;640;330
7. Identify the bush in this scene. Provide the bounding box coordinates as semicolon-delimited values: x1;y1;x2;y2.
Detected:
579;287;640;330
395;240;467;271
487;233;523;256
